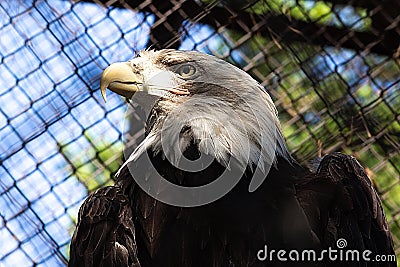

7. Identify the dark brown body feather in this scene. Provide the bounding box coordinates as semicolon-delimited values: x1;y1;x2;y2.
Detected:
69;152;395;267
69;186;140;267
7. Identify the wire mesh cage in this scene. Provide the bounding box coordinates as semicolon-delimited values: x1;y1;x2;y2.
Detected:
0;0;399;265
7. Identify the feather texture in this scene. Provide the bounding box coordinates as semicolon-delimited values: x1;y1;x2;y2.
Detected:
70;50;394;267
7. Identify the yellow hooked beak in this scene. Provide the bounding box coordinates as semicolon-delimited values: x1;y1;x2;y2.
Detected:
100;62;143;102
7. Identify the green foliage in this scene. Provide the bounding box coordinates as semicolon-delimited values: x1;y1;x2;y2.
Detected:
204;0;372;30
245;0;333;23
60;132;123;193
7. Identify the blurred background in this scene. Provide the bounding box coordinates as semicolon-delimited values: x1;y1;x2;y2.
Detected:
0;0;399;265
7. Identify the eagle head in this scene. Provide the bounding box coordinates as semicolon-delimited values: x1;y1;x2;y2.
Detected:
101;49;292;194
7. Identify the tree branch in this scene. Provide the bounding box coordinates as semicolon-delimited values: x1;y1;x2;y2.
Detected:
202;8;398;56
78;0;399;57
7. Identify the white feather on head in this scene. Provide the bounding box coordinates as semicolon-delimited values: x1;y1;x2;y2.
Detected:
117;50;293;176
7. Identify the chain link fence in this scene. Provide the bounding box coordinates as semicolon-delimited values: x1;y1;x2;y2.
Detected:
0;0;399;265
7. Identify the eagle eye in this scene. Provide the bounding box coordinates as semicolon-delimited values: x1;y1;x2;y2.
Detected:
176;64;196;78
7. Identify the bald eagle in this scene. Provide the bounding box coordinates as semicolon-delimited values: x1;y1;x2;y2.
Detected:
69;50;395;267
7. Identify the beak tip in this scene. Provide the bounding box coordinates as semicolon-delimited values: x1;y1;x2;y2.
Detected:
100;85;107;103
